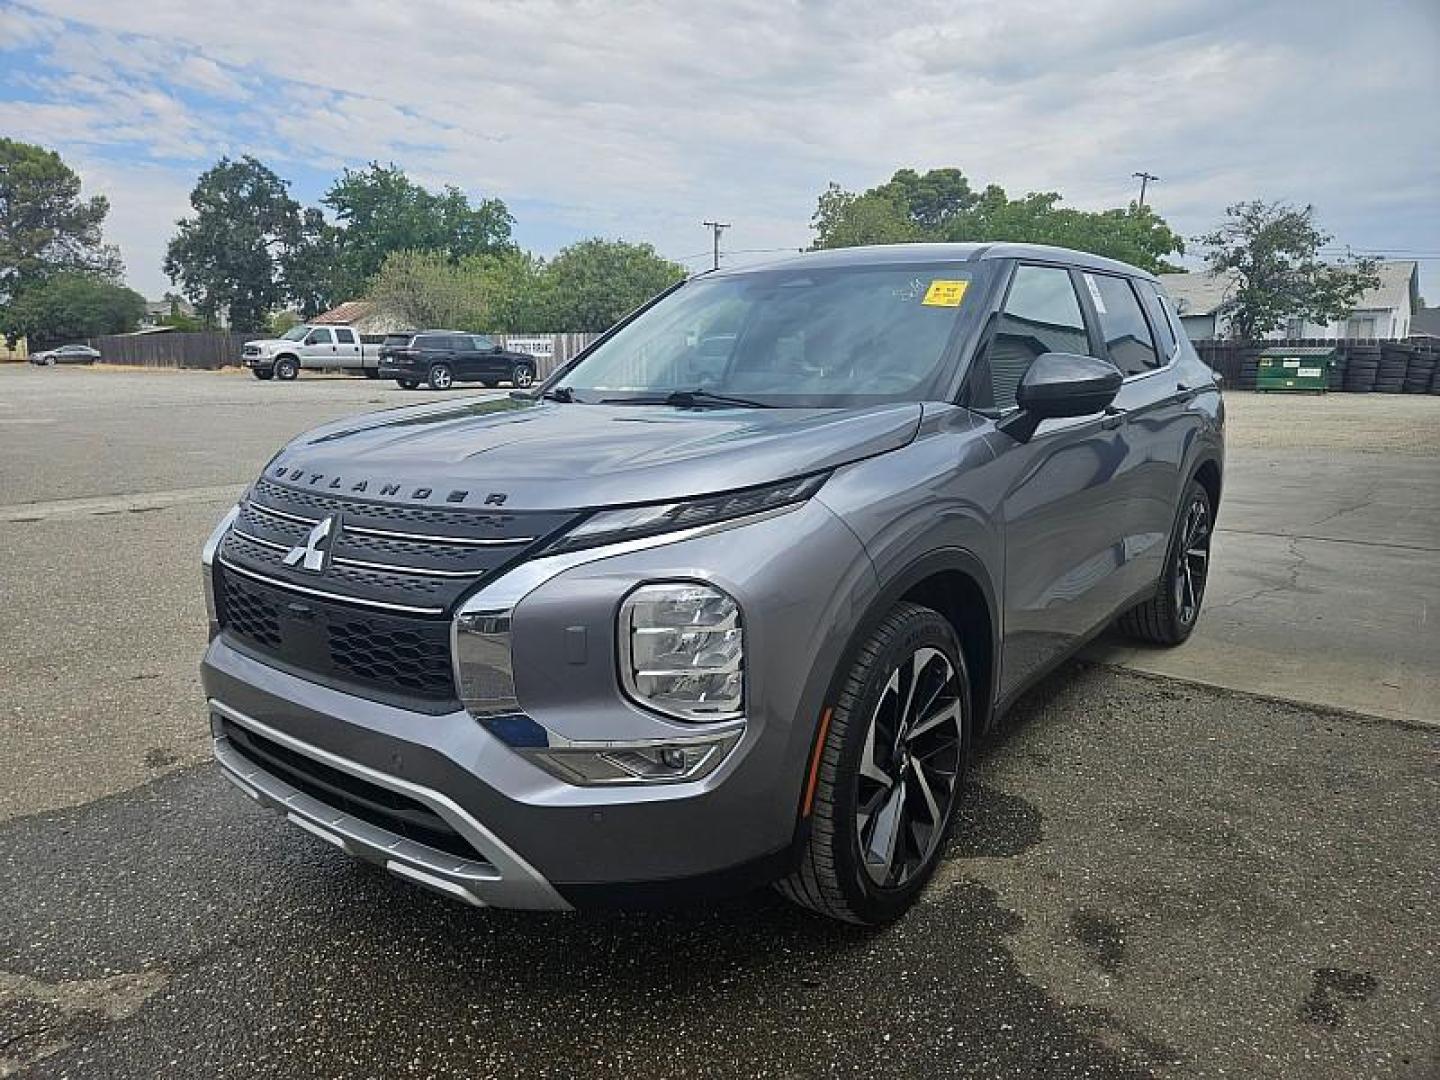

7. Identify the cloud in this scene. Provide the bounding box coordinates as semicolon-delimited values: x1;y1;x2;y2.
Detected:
2;0;1436;297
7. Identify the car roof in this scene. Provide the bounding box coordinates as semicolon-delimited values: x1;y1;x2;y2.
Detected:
712;242;1157;282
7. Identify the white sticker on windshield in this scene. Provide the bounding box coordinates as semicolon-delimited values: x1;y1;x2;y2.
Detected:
1083;273;1107;314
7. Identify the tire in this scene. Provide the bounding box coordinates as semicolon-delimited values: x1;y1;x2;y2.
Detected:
274;357;299;381
511;363;535;389
427;362;454;390
1118;478;1213;646
777;602;970;925
251;369;274;381
396;379;419;390
363;368;381;380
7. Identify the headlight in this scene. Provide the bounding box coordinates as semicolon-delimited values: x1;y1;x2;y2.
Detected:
544;473;827;555
619;583;743;722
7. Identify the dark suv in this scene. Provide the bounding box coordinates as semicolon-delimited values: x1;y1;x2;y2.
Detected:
379;331;538;390
201;243;1223;924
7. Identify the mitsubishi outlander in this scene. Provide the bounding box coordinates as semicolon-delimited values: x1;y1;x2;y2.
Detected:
200;243;1223;924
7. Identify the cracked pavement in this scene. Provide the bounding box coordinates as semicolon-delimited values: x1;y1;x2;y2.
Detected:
1;367;1437;1077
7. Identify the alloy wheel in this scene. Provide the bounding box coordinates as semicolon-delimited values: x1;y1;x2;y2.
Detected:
1174;495;1211;625
855;646;963;888
512;366;534;388
430;365;453;390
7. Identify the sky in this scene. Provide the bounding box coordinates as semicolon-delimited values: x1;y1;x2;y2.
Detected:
2;0;1437;300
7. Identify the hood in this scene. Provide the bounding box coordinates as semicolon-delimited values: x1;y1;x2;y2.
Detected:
245;337;293;350
264;396;922;511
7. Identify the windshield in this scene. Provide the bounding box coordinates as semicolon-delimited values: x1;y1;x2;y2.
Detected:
556;263;988;407
280;326;310;341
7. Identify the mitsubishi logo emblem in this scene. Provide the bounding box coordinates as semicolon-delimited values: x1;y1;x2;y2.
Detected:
283;515;339;574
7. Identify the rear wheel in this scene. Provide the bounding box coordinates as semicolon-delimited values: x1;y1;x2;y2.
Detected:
1118;478;1213;645
777;602;969;925
427;363;454;390
362;368;380;379
274;357;299;381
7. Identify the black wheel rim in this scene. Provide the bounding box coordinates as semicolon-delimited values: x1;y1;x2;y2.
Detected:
855;647;963;889
1173;496;1211;625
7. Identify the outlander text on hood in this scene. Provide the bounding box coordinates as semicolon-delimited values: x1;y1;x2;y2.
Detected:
201;243;1223;924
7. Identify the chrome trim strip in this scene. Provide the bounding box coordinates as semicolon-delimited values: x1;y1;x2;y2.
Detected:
331;554;481;580
344;522;534;547
231;527;288;552
217;555;446;615
247;499;533;548
209;699;570;910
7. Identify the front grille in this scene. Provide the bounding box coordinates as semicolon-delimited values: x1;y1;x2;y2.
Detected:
220;716;479;861
243;345;261;357
219;570;457;704
216;477;580;709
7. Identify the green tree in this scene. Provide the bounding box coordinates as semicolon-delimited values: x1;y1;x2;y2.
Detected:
541;239;685;332
468;249;552;331
280;208;346;318
811;168;1186;273
323;163;514;291
6;273;144;343
0;139;122;344
365;249;486;330
164;156;303;331
1196;200;1381;340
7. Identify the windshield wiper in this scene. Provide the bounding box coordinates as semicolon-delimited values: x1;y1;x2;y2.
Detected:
601;388;773;409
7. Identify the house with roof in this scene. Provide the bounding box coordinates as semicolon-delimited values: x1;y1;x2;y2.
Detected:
1158;260;1420;341
310;300;407;335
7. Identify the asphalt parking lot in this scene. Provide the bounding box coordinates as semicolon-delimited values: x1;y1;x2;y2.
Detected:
1;364;1437;1078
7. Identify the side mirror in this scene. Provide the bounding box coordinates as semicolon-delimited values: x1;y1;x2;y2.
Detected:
997;352;1122;442
492;344;504;353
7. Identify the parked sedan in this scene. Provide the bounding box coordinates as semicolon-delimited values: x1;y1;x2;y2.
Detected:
30;344;101;365
379;331;538;390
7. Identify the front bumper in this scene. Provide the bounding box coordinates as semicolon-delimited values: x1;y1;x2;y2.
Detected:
201;495;879;907
242;354;273;371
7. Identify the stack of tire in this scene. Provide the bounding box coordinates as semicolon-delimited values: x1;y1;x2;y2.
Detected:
1343;343;1380;393
1375;344;1410;394
1402;346;1435;394
1327;346;1348;391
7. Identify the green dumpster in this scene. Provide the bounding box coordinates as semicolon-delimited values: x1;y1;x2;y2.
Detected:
1256;346;1336;393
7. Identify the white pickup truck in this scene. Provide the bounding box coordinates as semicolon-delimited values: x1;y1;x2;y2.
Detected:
240;325;385;381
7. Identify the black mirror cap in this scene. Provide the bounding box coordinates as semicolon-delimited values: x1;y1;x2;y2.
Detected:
1016;352;1123;419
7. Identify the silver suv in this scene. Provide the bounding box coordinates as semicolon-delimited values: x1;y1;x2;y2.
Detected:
201;243;1223;924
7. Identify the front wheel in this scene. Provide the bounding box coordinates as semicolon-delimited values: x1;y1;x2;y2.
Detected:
395;379;419;390
273;357;299;381
510;364;535;389
1118;478;1213;645
777;602;969;925
427;363;454;390
251;368;274;381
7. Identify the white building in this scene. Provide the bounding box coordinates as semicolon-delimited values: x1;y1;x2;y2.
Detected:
1159;260;1419;341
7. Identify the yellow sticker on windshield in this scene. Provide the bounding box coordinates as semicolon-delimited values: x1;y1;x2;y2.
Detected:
922;280;968;307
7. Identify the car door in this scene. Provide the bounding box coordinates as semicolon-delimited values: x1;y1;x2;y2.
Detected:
301;327;336;369
1079;271;1191;603
465;335;497;381
970;262;1139;700
332;327;362;369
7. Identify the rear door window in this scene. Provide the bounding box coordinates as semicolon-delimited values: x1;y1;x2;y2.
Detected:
1083;273;1159;375
471;335;495;351
1134;280;1179;361
333;328;357;345
975;264;1090;412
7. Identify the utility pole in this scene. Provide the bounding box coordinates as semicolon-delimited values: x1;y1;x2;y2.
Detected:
702;220;730;270
1132;171;1159;209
